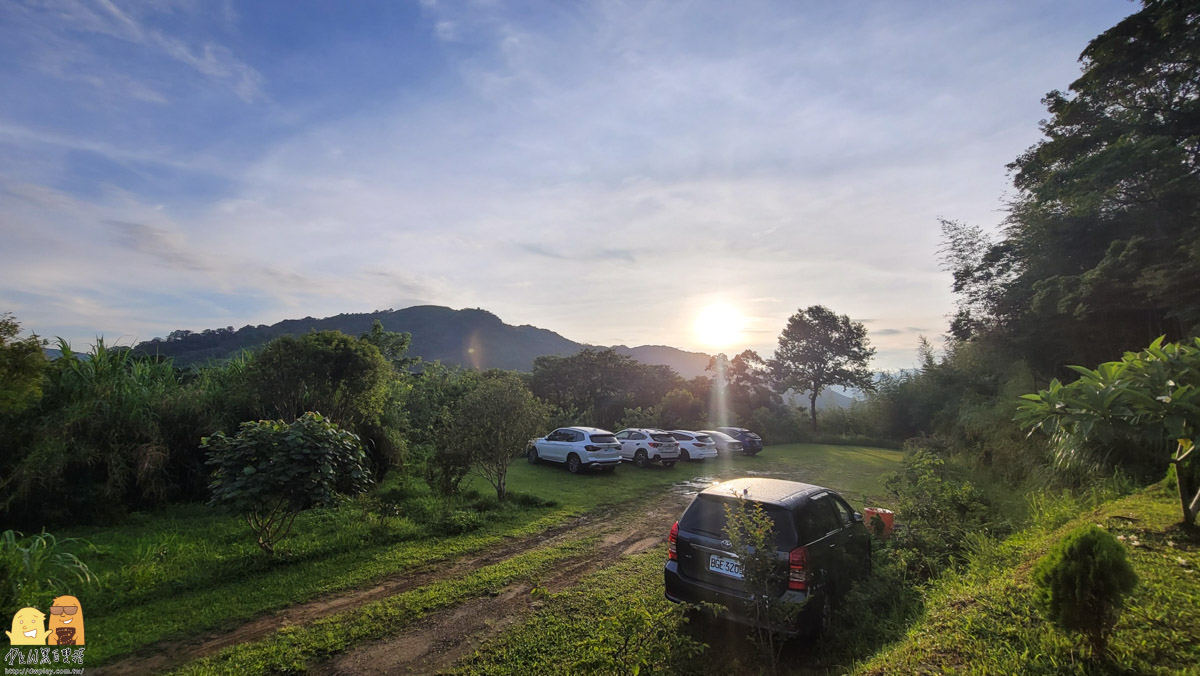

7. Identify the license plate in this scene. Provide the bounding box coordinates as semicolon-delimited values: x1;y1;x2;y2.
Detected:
708;554;743;579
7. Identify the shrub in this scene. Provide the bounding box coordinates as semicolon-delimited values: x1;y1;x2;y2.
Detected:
0;531;95;613
438;510;483;535
573;596;706;674
204;412;373;554
1032;524;1137;656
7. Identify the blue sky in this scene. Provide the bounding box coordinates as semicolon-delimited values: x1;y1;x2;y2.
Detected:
0;0;1135;369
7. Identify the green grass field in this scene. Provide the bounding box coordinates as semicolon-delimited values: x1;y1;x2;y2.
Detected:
64;443;900;666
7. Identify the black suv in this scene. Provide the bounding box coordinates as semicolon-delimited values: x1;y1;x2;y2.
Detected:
664;478;870;634
716;427;764;455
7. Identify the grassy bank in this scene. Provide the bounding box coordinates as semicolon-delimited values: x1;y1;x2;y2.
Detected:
857;482;1200;675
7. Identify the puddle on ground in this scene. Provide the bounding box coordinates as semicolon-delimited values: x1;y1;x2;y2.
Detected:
671;476;721;496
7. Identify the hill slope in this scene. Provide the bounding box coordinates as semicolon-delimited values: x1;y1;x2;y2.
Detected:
856;483;1199;674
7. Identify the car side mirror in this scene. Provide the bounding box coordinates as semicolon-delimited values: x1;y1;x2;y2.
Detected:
853;512;863;523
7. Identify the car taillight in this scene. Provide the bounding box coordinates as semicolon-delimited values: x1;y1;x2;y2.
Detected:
585;445;598;452
668;521;678;561
649;442;661;448
788;546;808;590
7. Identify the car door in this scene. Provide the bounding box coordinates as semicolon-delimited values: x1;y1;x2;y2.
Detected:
626;431;647;459
828;494;870;576
614;430;632;459
542;429;567;461
794;496;846;597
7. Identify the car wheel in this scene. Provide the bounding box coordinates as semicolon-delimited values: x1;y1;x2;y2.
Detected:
663;461;676;469
527;446;539;464
680;449;690;462
634;450;649;468
566;453;582;474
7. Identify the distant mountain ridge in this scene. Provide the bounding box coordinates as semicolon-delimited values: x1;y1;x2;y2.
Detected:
131;305;853;409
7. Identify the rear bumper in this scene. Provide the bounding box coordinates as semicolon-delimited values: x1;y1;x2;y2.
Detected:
663;561;810;633
584;456;621;468
684;446;718;460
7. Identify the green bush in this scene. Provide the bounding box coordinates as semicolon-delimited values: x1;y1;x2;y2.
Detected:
203;412;373;554
438;509;483;535
0;530;95;614
1032;524;1137;656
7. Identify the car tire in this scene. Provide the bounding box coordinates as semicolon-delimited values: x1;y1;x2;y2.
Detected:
680;449;690;462
527;446;540;465
663;461;676;469
566;453;582;474
634;450;649;468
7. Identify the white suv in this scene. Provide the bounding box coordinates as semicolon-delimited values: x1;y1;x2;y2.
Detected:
613;428;681;468
668;430;718;461
527;427;622;474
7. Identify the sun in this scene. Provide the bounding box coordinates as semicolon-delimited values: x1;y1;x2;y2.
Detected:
693;304;745;348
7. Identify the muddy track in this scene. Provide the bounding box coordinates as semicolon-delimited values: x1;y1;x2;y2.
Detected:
94;496;686;676
310;497;687;675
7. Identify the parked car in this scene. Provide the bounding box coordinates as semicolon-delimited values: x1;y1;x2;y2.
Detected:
664;477;870;635
668;430;718;462
613;428;681;468
698;429;744;455
716;426;764;455
527;427;622;474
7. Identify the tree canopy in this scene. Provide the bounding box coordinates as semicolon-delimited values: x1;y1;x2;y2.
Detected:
770;306;874;430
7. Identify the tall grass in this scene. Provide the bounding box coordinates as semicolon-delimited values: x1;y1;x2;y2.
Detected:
0;530;95;614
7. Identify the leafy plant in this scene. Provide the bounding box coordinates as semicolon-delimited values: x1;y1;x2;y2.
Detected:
1016;337;1200;524
1;530;96;613
1032;524;1137;656
204;412;373;554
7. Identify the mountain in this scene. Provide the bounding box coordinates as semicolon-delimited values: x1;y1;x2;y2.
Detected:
131;305;854;409
610;345;712;380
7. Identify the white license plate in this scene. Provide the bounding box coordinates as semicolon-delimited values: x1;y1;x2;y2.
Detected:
708;554;743;579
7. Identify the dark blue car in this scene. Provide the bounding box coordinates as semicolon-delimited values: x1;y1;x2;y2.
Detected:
716;427;763;455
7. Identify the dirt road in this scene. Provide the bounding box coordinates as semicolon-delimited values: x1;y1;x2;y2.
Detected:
95;493;689;676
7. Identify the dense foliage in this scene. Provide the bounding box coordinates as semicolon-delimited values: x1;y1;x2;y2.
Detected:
1032;524;1137;655
204;412;373;554
0;530;95;613
770;306;875;431
0;313;45;414
1017;336;1200;523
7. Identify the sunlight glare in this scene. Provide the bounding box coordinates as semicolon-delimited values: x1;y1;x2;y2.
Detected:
693;304;745;348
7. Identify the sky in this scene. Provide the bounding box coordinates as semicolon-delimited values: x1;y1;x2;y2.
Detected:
0;0;1137;370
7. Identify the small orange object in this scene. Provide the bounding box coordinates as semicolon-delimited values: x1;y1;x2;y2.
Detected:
862;507;895;538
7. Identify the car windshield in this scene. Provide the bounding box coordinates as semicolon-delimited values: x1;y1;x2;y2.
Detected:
705;431;734;442
651;433;676;443
670;432;691;441
589;434;617;444
694;435;712;443
680;495;797;549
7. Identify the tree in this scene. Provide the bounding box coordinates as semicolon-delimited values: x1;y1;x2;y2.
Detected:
658;388;705;430
1016;337;1200;525
1032;524;1137;656
407;362;483;494
0;313;46;415
770;306;875;431
945;0;1200;370
203;412;372;554
442;374;549;501
709;350;780;424
530;349;683;429
359;320;416;370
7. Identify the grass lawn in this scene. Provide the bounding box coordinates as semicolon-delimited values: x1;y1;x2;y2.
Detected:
59;443;899;666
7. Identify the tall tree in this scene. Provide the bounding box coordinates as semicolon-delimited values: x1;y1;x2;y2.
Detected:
947;0;1200;370
770;306;875;431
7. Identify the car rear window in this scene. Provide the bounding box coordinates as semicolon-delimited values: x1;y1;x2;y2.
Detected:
680;495;797;549
694;435;712;443
670;432;691;441
651;433;676;443
589;434;617;444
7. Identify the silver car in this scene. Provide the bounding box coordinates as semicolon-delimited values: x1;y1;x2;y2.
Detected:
527;427;622;474
698;429;745;455
614;428;681;468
